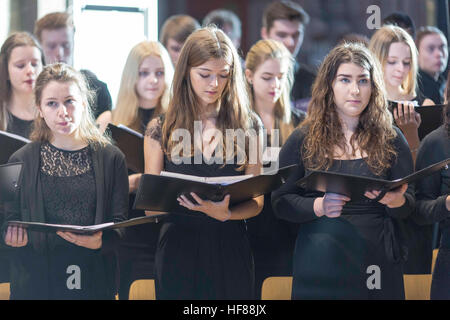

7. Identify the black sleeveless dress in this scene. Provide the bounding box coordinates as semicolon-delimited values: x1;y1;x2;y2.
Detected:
147;118;255;299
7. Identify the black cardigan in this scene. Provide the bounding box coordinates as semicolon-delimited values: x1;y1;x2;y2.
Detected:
2;141;129;299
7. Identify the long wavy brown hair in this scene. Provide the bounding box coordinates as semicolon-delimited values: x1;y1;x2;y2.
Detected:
301;42;397;175
161;26;258;167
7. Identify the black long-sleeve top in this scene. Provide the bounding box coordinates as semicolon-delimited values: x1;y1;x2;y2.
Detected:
417;69;446;105
412;125;449;228
2;141;129;299
271;126;415;224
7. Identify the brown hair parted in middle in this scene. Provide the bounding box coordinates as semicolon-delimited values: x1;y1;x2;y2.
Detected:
161;26;257;167
31;63;111;147
0;32;45;131
301;42;397;176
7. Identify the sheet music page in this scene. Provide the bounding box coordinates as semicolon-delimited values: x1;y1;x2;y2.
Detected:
117;124;144;138
159;171;254;185
0;130;31;143
205;174;254;185
159;171;207;183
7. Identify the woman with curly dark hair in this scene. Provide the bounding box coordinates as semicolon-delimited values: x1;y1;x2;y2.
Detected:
412;76;449;300
271;42;415;299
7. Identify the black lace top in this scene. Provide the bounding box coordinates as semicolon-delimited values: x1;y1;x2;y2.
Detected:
40;143;96;227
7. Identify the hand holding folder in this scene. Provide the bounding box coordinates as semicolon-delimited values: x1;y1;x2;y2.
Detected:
414;104;445;139
133;164;298;212
7;214;167;235
388;102;445;140
296;158;450;201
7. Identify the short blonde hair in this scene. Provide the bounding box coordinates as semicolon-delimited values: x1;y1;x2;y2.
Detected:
369;25;418;97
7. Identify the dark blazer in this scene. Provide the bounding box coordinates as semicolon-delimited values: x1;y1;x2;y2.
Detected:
2;141;129;299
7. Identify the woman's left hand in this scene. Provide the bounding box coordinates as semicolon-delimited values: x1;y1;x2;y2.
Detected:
178;192;232;222
364;184;408;208
393;101;422;130
57;231;103;250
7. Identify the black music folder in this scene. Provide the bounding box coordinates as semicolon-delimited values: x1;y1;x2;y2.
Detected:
133;164;298;212
107;123;144;173
0;162;23;202
7;213;168;235
0;130;30;165
388;102;445;140
415;104;445;139
296;158;450;201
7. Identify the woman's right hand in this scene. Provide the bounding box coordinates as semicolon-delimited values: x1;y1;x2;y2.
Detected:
4;225;28;247
178;193;232;222
314;193;350;218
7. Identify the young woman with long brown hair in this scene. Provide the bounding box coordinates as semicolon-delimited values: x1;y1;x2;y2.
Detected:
271;43;414;299
144;26;264;299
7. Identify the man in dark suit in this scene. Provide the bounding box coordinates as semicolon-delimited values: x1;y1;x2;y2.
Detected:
34;12;112;119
